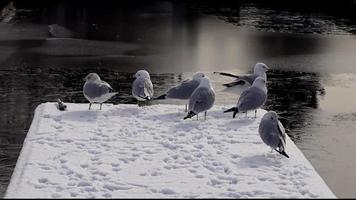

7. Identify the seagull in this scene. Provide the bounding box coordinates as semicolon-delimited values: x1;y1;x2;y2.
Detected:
184;76;215;120
83;73;117;110
214;62;269;88
224;77;267;118
156;72;205;111
132;70;154;105
259;111;289;158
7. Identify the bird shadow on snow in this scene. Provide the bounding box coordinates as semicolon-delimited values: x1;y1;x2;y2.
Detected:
104;107;142;118
149;112;184;122
206;109;237;119
223;118;255;130
171;121;200;132
235;154;283;169
59;110;99;122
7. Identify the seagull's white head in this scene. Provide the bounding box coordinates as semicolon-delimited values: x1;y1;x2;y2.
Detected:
254;63;269;75
192;72;205;81
252;77;267;88
265;111;279;121
199;76;213;89
85;73;101;82
135;70;150;79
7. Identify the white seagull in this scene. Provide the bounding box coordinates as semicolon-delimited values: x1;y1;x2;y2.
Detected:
83;73;118;110
132;70;154;104
156;72;205;111
224;77;267;118
184;76;215;120
259;111;289;158
215;62;269;89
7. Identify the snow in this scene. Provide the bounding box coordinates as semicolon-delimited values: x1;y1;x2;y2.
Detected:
5;103;335;198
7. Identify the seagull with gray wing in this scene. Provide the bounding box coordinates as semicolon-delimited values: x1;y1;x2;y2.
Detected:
214;62;269;88
259;111;289;158
132;69;154;105
184;76;215;120
224;77;267;118
83;73;118;110
156;72;205;111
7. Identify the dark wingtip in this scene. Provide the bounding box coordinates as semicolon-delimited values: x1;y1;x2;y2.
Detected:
184;111;196;120
275;149;289;158
235;80;245;85
223;80;245;88
222;83;232;87
224;107;238;118
281;151;290;158
155;94;167;100
223;107;236;113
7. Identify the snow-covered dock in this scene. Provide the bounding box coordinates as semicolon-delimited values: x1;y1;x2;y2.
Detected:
5;103;335;198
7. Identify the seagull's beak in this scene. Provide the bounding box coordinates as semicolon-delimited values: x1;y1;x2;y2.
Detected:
266;66;270;71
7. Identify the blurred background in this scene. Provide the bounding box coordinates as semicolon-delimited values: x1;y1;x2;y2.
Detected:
1;0;356;197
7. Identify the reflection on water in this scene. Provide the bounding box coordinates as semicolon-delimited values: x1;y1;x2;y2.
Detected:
190;0;356;35
265;70;325;140
1;0;356;197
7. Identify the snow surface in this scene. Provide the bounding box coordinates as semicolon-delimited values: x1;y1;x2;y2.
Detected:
5;103;335;198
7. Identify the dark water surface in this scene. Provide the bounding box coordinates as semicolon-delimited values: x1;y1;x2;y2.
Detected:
1;0;356;197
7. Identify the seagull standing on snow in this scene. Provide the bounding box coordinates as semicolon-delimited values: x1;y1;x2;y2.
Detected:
132;70;154;104
214;62;269;88
224;77;267;118
259;111;289;158
83;73;118;110
184;76;215;120
156;72;205;111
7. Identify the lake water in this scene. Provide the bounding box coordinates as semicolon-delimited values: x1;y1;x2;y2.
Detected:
1;0;356;197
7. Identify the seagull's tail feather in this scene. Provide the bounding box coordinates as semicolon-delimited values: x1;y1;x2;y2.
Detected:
224;107;239;118
184;111;196;120
233;108;239;118
275;149;289;158
222;83;234;87
154;94;167;100
100;92;118;101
